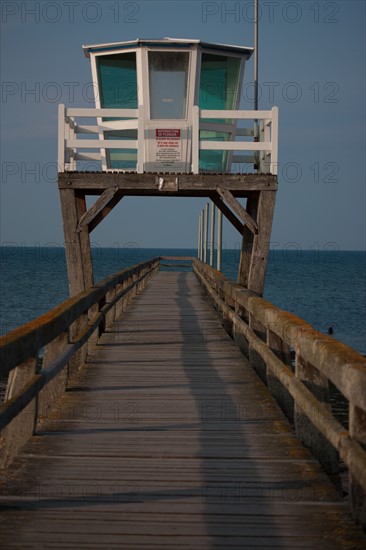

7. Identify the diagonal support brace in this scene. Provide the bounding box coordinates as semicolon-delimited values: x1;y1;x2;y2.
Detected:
77;186;119;233
216;187;258;235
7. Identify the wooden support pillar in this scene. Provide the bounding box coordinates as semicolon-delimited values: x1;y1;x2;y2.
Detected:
59;188;94;296
238;190;276;295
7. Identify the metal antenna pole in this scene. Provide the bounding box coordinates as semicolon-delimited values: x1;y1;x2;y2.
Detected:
254;0;259;172
254;0;259;112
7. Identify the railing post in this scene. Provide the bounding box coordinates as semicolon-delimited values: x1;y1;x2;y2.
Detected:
137;104;144;173
38;332;69;424
270;106;279;175
266;329;294;421
0;357;38;468
294;353;339;476
192;105;199;174
349;403;366;526
58;104;65;173
248;314;267;383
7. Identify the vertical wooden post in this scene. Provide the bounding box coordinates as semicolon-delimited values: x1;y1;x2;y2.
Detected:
295;354;339;476
0;357;38;468
238;194;258;288
238;190;276;295
59;188;94;296
58;104;65;173
209;201;215;267
267;329;294;421
217;208;223;271
349;404;366;526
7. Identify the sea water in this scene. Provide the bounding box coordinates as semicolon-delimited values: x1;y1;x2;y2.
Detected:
0;246;365;355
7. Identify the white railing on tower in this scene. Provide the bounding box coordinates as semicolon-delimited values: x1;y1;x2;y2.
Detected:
57;105;278;175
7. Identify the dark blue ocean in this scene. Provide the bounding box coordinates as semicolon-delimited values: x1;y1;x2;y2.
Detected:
0;246;365;355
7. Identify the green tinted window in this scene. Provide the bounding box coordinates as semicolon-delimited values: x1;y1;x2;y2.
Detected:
97;53;138;169
199;53;240;111
97;53;137;108
199;54;240;171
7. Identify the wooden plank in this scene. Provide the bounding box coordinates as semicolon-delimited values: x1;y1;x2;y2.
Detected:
216;187;258;234
0;272;365;548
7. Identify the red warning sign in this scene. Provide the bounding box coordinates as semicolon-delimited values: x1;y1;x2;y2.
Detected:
156;129;181;138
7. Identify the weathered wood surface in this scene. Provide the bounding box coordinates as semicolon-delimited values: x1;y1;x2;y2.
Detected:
58;172;278;196
194;259;366;526
0;272;365;548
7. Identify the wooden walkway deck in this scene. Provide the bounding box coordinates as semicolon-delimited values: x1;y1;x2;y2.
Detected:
0;272;365;549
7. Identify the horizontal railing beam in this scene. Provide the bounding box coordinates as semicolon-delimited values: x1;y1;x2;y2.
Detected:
200;109;273;120
67;139;138;149
200;141;272;151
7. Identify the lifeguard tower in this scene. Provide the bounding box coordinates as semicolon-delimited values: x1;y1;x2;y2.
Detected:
57;38;278;296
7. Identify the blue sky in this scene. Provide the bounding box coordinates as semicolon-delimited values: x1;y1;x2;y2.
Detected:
0;0;365;251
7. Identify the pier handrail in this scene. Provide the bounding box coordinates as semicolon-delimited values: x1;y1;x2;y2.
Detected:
0;258;160;466
57;105;278;175
193;259;366;525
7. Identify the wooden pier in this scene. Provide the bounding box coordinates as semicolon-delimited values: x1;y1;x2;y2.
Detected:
1;261;365;548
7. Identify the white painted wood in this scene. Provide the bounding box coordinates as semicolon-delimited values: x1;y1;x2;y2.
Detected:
89;53;107;171
137;104;145;173
58;104;65;173
271;106;279;176
67;139;138;149
200;141;272;151
192;105;200;174
58;82;278;174
201;109;273;120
